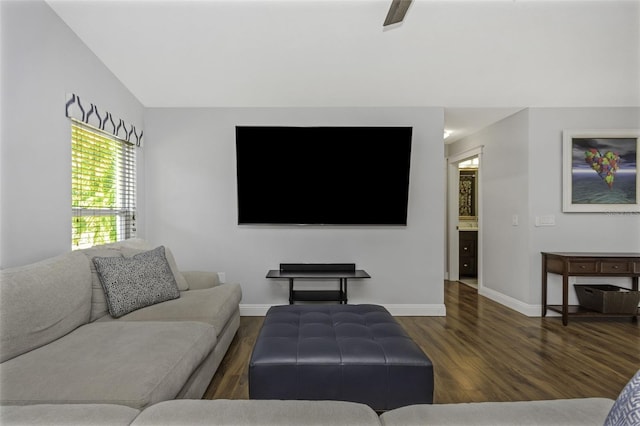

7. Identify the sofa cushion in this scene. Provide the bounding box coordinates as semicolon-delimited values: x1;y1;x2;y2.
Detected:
605;369;640;426
81;242;188;321
120;246;189;291
91;238;153;251
80;238;188;290
97;284;242;337
79;247;122;321
130;399;381;426
93;246;180;318
0;404;140;426
0;321;216;409
379;398;615;426
0;252;91;363
182;271;220;290
80;238;154;321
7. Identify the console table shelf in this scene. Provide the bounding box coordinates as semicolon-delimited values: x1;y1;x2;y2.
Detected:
546;304;640;317
291;290;346;303
541;252;640;325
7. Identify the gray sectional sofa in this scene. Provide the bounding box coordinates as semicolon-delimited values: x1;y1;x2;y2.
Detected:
0;239;626;425
0;397;616;425
0;239;242;409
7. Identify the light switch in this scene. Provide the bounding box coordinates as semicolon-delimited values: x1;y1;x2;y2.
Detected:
512;215;519;226
535;215;556;227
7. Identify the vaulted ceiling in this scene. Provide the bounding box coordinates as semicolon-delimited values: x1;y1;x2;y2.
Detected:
46;0;639;141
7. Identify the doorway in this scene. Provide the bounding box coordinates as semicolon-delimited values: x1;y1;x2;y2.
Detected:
447;147;483;291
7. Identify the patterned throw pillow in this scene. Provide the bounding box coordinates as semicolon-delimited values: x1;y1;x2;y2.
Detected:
93;246;180;318
605;369;640;426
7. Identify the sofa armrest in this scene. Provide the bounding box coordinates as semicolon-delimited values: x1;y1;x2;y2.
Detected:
181;271;220;290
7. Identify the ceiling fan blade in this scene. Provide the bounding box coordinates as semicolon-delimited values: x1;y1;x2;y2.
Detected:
383;0;412;27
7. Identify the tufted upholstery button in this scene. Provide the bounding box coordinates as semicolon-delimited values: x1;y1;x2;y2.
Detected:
249;304;434;411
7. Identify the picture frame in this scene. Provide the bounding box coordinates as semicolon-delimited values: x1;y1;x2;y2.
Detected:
459;168;477;220
562;129;640;213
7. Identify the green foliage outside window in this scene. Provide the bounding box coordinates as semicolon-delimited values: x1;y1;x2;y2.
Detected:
72;124;135;249
72;216;118;248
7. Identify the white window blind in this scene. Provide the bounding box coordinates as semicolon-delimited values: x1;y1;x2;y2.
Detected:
72;121;136;249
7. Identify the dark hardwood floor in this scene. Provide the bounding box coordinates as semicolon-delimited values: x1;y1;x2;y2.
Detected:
204;280;640;403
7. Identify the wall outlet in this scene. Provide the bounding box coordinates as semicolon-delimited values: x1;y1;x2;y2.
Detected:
217;272;226;284
512;214;519;226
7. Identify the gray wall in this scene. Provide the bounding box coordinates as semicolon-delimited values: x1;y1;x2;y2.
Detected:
528;108;640;306
1;1;446;314
449;110;531;305
143;107;446;314
0;0;145;268
448;107;640;314
3;1;637;317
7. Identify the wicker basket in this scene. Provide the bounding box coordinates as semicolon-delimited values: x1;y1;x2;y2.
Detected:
574;284;640;314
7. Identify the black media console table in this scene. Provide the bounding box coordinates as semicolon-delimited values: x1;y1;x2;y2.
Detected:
266;263;370;304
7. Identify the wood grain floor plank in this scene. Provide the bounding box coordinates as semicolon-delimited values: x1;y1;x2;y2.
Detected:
204;281;639;403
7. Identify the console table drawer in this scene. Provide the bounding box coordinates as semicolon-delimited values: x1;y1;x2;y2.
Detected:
568;262;598;273
601;261;633;274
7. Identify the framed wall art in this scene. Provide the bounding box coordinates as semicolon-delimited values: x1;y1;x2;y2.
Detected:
562;129;640;213
459;169;477;219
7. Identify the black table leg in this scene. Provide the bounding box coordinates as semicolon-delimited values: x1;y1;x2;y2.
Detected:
344;278;348;304
289;278;294;305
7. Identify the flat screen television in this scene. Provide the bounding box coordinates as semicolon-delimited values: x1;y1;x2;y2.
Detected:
235;126;412;225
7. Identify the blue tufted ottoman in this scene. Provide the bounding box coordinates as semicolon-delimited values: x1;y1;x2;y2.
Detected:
249;304;434;411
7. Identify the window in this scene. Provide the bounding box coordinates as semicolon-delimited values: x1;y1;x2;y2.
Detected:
71;122;136;249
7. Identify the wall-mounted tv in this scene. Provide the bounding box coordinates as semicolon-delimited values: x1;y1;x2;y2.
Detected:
235;126;412;225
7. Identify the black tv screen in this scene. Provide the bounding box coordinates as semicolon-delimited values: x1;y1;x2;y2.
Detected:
235;126;412;225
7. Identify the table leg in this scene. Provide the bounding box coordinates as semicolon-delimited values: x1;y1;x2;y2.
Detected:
633;277;639;323
541;254;548;317
344;278;348;304
289;278;294;305
562;272;569;326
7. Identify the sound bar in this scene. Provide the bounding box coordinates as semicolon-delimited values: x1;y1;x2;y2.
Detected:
280;263;356;273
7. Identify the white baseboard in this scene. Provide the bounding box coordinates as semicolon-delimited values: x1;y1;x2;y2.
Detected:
239;304;274;316
239;303;447;317
382;304;446;316
478;287;541;317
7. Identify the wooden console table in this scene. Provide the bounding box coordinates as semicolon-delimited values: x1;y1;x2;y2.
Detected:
541;252;640;325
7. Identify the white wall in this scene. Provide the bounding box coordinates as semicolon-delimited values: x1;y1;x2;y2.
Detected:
4;1;635;317
0;0;144;268
528;108;640;307
143;107;446;315
448;110;532;306
448;107;640;315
